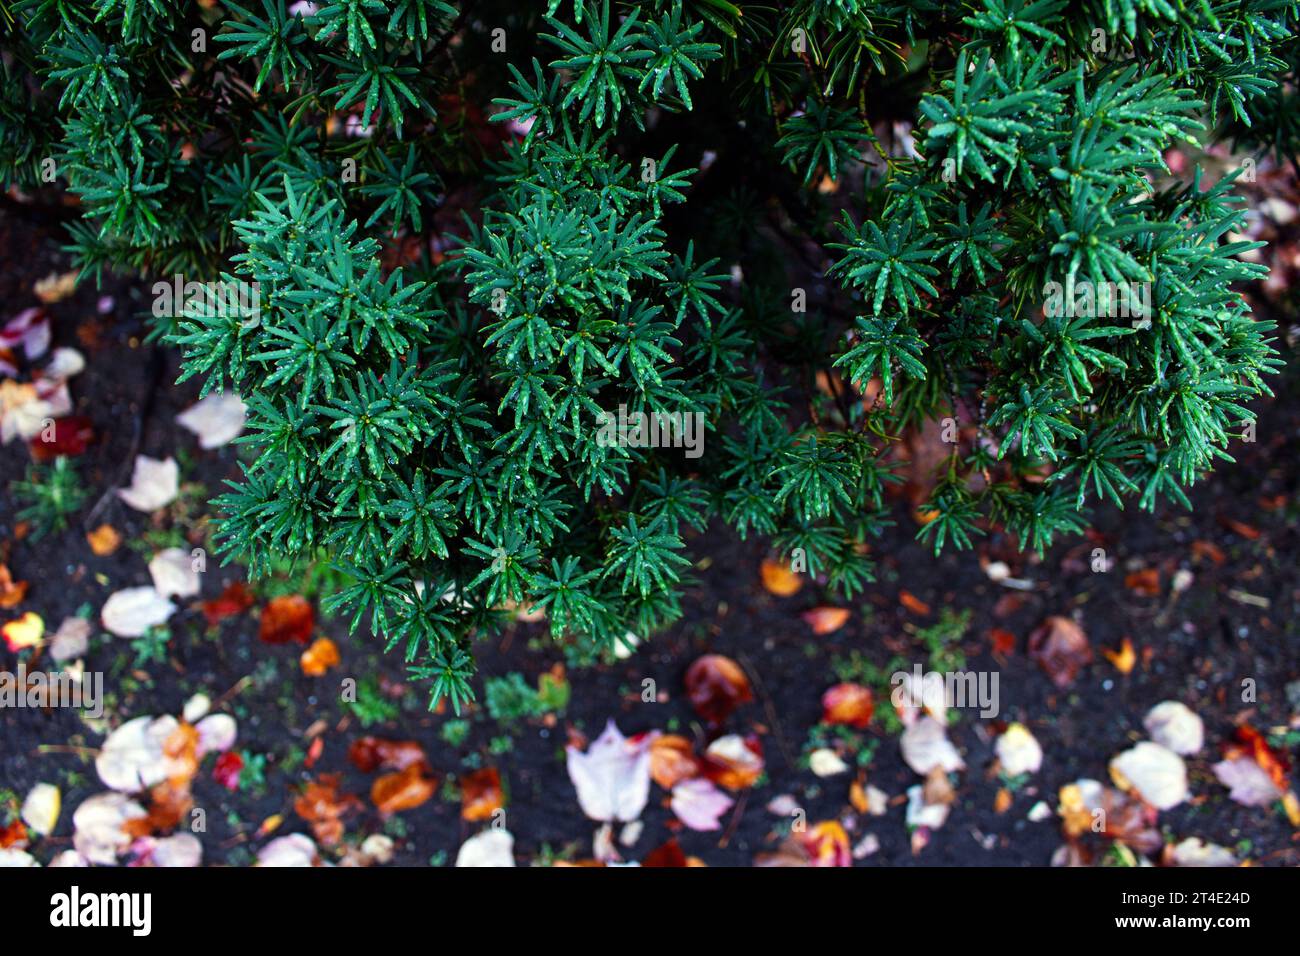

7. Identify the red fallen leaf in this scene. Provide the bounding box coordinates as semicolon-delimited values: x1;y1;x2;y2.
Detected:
460;767;504;822
1191;540;1226;566
801;606;851;635
1027;616;1092;688
371;765;436;815
213;751;244;791
259;594;314;645
294;774;362;846
1227;725;1291;792
202;581;254;626
347;737;429;774
684;654;753;724
701;734;765;791
1220;517;1262;540
650;734;701;789
800;820;852;867
1123;568;1160;597
642;837;691;867
0;819;27;849
990;628;1017;655
821;683;874;728
29;415;94;462
305;736;324;769
899;590;931;616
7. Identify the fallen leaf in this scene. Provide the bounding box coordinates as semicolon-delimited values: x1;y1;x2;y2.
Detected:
148;548;201;599
257;833;320;867
0;565;28;608
101;587;175;637
1123;568;1160;596
34;270;78;303
1213;757;1284;808
86;524;122;556
1103;636;1136;675
649;734;700;789
1109;741;1188;810
300;637;340;676
1143;701;1203;756
821;682;874;728
801;606;850;635
259;594;314;645
990;628;1016;655
455;829;515;867
800;820;852;867
294;774;362;846
96;715;183;792
759;558;803;597
566;719;654;822
213;752;243;791
48;616;91;662
642;837;691;867
176;392;246;449
460;767;504;822
201;581;254;625
2;610;43;651
1169;837;1237;867
347;737;428;774
670;777;734;831
809;748;850;777
21;783;60;836
28;415;93;462
372;764;435;814
72;793;147;865
684;653;753;724
899;590;931;616
116;455;179;512
900;716;965;775
1027;615;1092;688
995;722;1042;776
701;734;765;790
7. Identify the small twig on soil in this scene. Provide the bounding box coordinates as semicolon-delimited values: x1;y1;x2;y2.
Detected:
211;674;254;713
739;651;797;772
35;744;99;757
717;789;747;849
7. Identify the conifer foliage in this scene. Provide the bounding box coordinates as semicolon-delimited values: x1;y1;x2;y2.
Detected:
2;1;1294;707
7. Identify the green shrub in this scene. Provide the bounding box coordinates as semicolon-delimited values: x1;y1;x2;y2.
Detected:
3;1;1294;708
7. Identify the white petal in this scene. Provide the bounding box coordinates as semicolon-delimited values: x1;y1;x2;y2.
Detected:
176;392;246;449
101;587;175;637
116;456;179;512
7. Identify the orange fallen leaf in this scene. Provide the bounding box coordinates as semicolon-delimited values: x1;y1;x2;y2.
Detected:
1123;569;1160;597
1103;636;1136;675
86;523;123;556
848;780;870;814
371;765;436;815
685;654;753;724
899;590;931;616
1222;518;1261;540
821;683;874;729
1191;540;1226;566
256;814;284;837
295;774;362;846
460;767;504;822
801;606;850;635
994;788;1013;814
259;594;314;645
760;558;803;597
650;735;700;789
300;637;340;676
0;565;27;608
702;734;765;791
